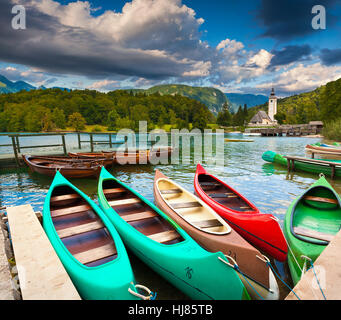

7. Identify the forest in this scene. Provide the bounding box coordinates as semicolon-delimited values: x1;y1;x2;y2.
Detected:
0;88;250;132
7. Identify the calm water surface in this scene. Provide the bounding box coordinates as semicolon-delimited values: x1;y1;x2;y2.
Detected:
1;133;336;300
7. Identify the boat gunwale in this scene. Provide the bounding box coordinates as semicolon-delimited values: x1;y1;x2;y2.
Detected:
155;176;231;236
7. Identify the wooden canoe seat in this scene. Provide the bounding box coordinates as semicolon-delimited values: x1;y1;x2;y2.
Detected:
122;211;157;223
51;204;92;218
73;243;117;265
103;188;126;195
210;193;237;198
57;220;105;239
171;202;202;209
200;182;220;189
194;219;223;229
108;198;142;207
148;230;181;243
304;196;338;205
51;194;81;204
294;226;335;242
160;189;182;195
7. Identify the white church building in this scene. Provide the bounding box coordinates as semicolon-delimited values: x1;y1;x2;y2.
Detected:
249;88;278;126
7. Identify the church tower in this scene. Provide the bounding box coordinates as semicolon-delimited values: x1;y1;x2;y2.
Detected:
268;88;277;122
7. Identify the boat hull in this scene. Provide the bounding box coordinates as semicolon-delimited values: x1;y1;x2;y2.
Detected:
194;164;287;262
43;171;139;300
283;176;341;285
154;170;279;300
98;167;250;300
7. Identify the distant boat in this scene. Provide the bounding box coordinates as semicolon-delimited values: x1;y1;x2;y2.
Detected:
243;133;261;137
23;155;102;178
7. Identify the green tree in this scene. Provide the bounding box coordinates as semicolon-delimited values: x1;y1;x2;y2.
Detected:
52;108;66;129
107;109;119;131
68;112;86;131
274;112;286;125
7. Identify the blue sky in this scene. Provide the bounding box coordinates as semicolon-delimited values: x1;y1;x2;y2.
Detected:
1;0;341;96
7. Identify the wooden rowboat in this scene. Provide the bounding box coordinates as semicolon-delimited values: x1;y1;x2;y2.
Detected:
153;170;279;300
225;139;254;143
194;164;288;262
284;175;341;285
97;167;250;300
43;171;144;300
23;155;102;179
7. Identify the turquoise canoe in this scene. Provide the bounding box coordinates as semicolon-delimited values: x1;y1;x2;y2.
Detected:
43;171;143;300
97;167;250;300
284;175;341;285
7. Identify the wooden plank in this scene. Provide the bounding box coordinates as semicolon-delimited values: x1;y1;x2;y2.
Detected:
73;243;117;265
57;221;104;239
103;188;126;195
194;219;223;229
122;211;157;223
304;196;338;205
6;205;81;300
51;204;92;218
285;156;341;167
210;193;237;198
108;198;142;207
51;194;80;204
294;226;335;242
171;202;202;209
148;230;181;243
286;229;341;300
160;189;182;195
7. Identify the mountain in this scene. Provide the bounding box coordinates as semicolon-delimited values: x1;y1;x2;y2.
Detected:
129;84;230;114
225;93;268;113
0;75;35;94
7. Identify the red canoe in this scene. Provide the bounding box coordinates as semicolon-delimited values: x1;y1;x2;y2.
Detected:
194;164;288;262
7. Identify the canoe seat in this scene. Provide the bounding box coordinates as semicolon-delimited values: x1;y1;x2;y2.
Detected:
160;189;182;195
294;226;335;242
108;198;142;207
57;220;105;239
51;194;81;204
303;196;338;205
73;243;117;265
148;230;181;243
193;219;223;229
200;182;220;189
51;204;92;218
103;188;126;195
210;193;237;198
122;211;157;223
171;202;202;209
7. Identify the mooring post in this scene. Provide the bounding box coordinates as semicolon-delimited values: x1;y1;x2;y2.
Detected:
109;133;112;149
77;132;81;150
124;136;128;152
15;136;20;153
90;133;94;153
61;134;67;155
11;136;19;167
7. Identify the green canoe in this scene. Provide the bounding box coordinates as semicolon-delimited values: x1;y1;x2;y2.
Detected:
43;171;142;300
284;175;341;285
97;167;250;300
262;150;341;178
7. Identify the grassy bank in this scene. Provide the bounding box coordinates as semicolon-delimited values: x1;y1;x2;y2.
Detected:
322;119;341;142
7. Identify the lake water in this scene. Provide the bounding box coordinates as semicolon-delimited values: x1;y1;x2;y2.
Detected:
1;132;336;300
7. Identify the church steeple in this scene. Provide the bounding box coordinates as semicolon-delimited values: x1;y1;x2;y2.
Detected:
268;87;278;122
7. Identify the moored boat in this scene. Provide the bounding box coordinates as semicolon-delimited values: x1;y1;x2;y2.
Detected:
225;139;254;142
43;171;146;300
97;167;250;300
262;150;341;178
23;155;102;178
153;169;279;300
194;164;288;262
284;175;341;285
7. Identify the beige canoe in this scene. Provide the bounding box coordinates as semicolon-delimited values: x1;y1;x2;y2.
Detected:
153;169;279;300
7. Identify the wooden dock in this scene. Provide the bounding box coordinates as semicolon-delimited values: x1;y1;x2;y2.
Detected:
6;205;81;300
286;229;341;300
247;123;323;137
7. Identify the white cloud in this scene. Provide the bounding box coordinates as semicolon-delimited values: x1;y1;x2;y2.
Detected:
87;79;121;91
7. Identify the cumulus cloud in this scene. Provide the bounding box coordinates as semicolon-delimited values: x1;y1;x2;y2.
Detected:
320;48;341;66
87;79;121;91
269;45;312;69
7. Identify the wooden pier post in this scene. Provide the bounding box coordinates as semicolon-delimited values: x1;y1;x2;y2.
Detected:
15;136;20;153
61;134;67;155
11;136;20;167
77;132;81;150
90;133;94;153
109;133;112;149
